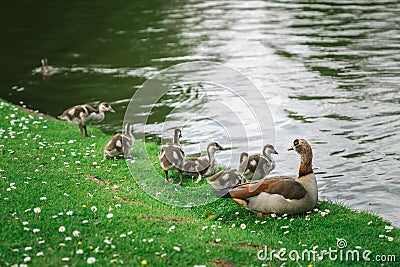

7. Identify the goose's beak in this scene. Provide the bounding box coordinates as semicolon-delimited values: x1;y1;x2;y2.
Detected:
288;146;294;151
109;107;116;113
217;144;225;151
273;148;279;154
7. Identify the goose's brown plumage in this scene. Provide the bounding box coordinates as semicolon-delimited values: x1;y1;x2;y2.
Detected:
159;139;223;185
58;102;115;137
207;152;248;190
158;129;185;183
182;142;223;184
104;123;134;159
217;139;317;215
220;176;307;200
238;144;278;181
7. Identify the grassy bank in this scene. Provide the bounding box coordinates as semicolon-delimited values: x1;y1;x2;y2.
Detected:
0;98;398;267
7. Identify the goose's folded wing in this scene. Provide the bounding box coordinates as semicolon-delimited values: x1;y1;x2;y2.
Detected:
207;168;229;182
185;157;209;172
83;105;96;113
159;145;185;166
218;177;307;200
105;134;122;151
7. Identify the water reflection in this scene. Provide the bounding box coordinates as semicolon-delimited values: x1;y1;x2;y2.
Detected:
125;62;275;169
0;0;399;224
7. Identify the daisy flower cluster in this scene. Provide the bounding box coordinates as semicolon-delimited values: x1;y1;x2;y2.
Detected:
7;200;134;265
0;100;131;265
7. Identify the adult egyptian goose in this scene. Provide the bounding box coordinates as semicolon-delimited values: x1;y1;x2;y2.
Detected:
58;102;115;137
207;152;248;190
238;144;278;181
158;129;185;183
217;139;317;216
104;123;134;159
40;58;54;75
182;142;224;184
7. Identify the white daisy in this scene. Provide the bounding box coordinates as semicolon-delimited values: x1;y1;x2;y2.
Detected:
87;257;96;264
34;207;41;214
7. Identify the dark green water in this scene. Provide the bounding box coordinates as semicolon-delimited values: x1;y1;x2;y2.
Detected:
1;0;399;225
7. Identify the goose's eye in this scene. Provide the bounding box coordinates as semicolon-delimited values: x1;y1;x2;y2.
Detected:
294;139;299;146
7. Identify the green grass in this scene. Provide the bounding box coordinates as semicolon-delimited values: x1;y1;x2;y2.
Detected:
0;98;399;267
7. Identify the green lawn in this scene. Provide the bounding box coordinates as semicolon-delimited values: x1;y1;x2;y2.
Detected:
0;98;398;266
